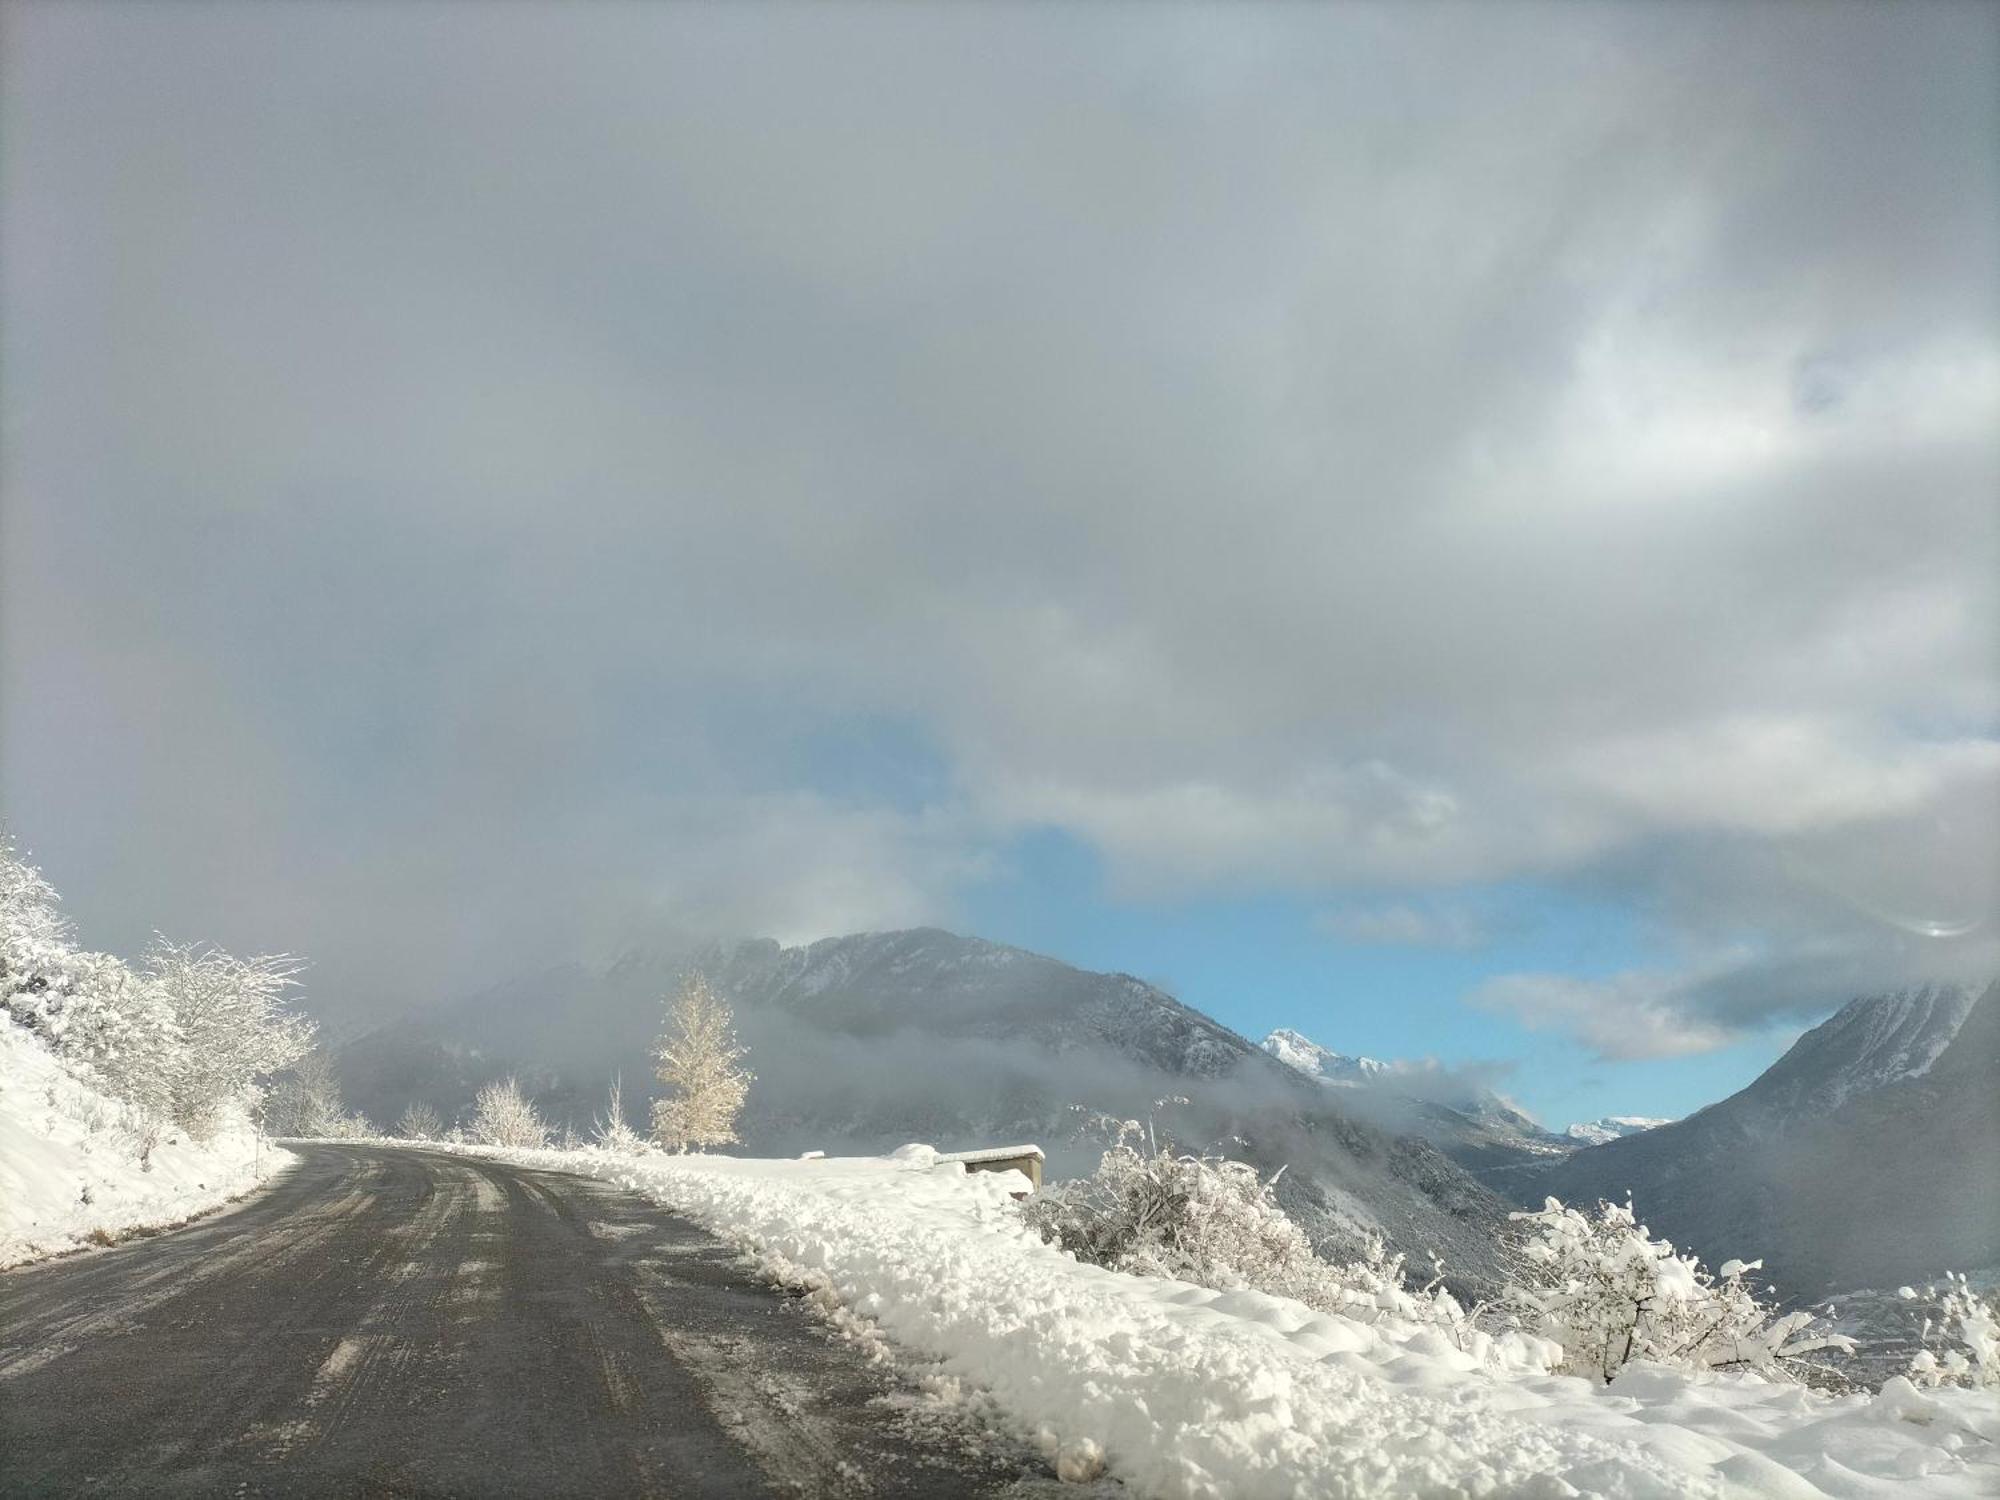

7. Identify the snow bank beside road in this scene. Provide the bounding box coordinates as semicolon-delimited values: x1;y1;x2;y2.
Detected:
418;1141;1997;1499
0;1025;291;1268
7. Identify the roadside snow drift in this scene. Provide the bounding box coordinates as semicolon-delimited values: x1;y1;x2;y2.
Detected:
429;1142;1998;1499
0;1025;291;1268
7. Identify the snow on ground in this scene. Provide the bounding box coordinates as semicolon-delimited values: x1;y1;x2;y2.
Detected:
413;1140;1998;1499
0;1025;293;1268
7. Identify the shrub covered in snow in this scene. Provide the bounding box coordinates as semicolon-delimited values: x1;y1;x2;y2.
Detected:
265;1049;354;1137
2;836;304;1264
144;940;314;1141
1024;1126;1466;1332
1906;1274;2000;1390
1499;1197;1853;1384
592;1076;647;1153
469;1076;548;1148
24;948;183;1123
2;835;313;1144
3;842;181;1121
396;1101;444;1140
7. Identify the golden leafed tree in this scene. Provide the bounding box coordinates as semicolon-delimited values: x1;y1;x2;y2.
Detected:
650;972;752;1152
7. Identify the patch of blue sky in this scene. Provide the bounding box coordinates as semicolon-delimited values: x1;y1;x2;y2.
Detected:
777;713;956;814
963;827;1793;1129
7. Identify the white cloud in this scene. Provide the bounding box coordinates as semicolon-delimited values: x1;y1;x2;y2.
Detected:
3;2;1994;1031
1470;969;1744;1062
983;764;1467;895
1553;720;2000;840
620;795;986;952
1472;928;2000;1061
1315;903;1487;950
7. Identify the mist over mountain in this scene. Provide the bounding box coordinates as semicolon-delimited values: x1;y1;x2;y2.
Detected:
1524;980;1999;1294
1260;1026;1576;1183
331;931;1995;1300
334;929;1512;1284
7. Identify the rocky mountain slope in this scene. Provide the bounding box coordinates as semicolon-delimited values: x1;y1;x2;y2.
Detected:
336;929;1512;1284
1525;979;1997;1295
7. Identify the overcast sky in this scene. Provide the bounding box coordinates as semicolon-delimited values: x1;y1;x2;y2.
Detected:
4;1;1995;1123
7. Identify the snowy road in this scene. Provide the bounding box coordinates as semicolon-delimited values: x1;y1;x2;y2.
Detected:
0;1143;1067;1498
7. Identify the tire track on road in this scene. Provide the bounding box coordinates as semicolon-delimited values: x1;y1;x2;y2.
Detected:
0;1144;1079;1498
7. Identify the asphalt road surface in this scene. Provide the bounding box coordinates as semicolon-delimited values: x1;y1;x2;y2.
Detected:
0;1143;1080;1498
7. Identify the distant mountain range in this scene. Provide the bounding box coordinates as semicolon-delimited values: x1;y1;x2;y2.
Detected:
1259;979;1997;1297
1562;1116;1676;1145
1257;1028;1677;1177
1525;979;1996;1295
331;928;1994;1300
335;929;1511;1286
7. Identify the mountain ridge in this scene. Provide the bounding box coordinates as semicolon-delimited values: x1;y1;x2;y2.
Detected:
330;931;1993;1298
1259;1025;1575;1182
1525;978;1996;1293
334;927;1513;1286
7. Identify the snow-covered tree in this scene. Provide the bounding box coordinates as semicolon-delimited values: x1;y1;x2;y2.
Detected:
322;1108;377;1138
592;1075;646;1153
396;1101;444;1141
649;973;751;1152
0;832;70;943
1500;1198;1854;1384
145;939;314;1140
264;1049;348;1136
0;835;74;1012
470;1076;547;1148
5;835;319;1152
1906;1275;2000;1390
36;949;181;1122
1025;1124;1464;1330
1;839;181;1118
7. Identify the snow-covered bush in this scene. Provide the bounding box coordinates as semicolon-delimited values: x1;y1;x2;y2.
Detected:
27;949;182;1124
145;939;314;1140
1906;1275;2000;1390
650;973;751;1152
396;1101;444;1140
0;834;72;1005
470;1076;548;1148
1500;1197;1853;1384
264;1049;349;1136
2;839;182;1122
592;1076;647;1153
3;837;313;1142
1024;1126;1464;1330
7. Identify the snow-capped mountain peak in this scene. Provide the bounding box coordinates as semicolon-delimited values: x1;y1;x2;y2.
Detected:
1261;1029;1388;1087
1259;1026;1586;1180
1561;1115;1675;1146
1749;980;1981;1121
